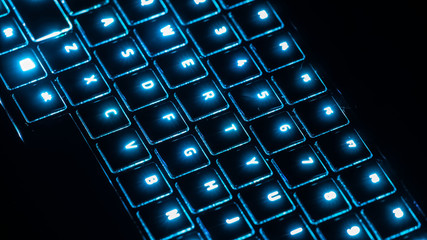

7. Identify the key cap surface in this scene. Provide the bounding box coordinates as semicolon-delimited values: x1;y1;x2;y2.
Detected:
169;0;220;25
0;16;27;54
11;0;71;42
260;214;316;240
62;0;108;15
317;214;374;240
116;0;167;25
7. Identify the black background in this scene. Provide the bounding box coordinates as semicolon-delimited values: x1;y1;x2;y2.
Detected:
1;0;426;239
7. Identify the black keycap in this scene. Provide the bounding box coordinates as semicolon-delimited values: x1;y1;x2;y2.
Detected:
196;112;250;155
115;0;167;25
155;48;208;88
251;31;305;72
137;197;194;240
198;203;254;239
317;214;374;240
155;135;210;178
12;81;66;123
218;0;253;9
0;48;47;90
76;6;127;47
176;168;231;213
260;214;316;240
294;95;349;137
294;179;351;224
57;63;110;106
76;96;131;139
251;111;305;155
10;0;71;42
217;145;272;189
95;37;147;79
134;101;188;144
0;0;9;16
97;128;151;173
38;33;90;73
135;15;187;57
172;232;203;240
238;180;295;224
230;1;283;40
117;163;172;207
187;16;241;56
169;0;220;25
0;16;27;54
175;79;228;121
272;145;328;188
114;69;168;111
272;63;327;104
62;0;108;15
338;161;396;206
208;47;261;88
362;197;421;239
316;128;372;171
229;78;283;121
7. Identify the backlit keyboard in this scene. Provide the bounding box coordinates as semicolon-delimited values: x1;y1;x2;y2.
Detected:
0;0;426;239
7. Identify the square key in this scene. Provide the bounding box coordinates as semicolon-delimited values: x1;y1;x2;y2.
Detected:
317;214;374;240
168;0;220;25
116;0;167;25
0;16;28;54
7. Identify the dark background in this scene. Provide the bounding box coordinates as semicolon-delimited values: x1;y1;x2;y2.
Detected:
1;0;426;239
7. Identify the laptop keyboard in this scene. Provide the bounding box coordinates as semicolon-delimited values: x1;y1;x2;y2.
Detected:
0;0;425;239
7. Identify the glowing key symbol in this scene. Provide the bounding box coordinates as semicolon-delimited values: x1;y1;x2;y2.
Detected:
258;10;269;19
202;91;215;100
160;25;175;36
64;43;78;53
194;0;206;5
84;75;98;85
19;58;36;72
225;123;237;132
3;27;13;38
369;173;380;183
347;226;360;236
41;92;52;102
101;18;115;27
215;26;227;35
246;157;259;165
301;157;314;165
184;147;197;157
290;227;303;235
346;140;357;148
324;107;334;115
267;191;282;201
226;216;240;224
237;59;247;67
393;208;404;218
324;191;337;201
204;180;218;191
142;80;154;89
162;113;176;121
182;59;195;68
280;124;291;132
105;109;118;118
280;42;289;51
257;91;269;99
121;49;135;58
141;0;154;6
145;175;158;185
125;140;138;150
301;74;312;82
166;209;180;220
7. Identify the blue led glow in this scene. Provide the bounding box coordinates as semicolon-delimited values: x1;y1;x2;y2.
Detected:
237;59;247;67
104;109;118;118
194;0;207;4
347;226;361;236
393;207;404;219
226;216;240;224
144;175;158;185
224;123;237;132
202;90;215;100
162;113;176;121
323;106;334;115
346;140;357;148
121;48;135;58
141;80;154;89
301;74;312;82
324;191;337;201
204;180;218;191
280;41;289;51
64;43;78;53
184;147;197;157
301;157;314;165
40;92;52;102
3;27;13;37
258;10;269;19
101;17;115;27
214;26;227;35
125;140;138;150
290;227;303;236
181;59;195;68
19;58;36;72
267;191;281;202
246;157;259;165
369;173;380;183
279;124;291;132
165;209;181;220
160;25;175;37
257;90;270;99
141;0;154;6
83;75;98;85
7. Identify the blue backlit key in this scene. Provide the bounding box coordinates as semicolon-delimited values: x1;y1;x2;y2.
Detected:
208;47;261;88
238;180;295;224
137;197;194;239
316;128;372;171
217;145;272;189
0;48;47;90
116;0;167;25
176;167;231;213
197;203;254;239
362;197;421;239
230;1;284;40
168;0;220;25
155;48;208;88
38;33;90;73
294;95;349;137
260;214;316;240
76;6;127;47
97;128;151;173
338;161;396;206
294;179;351;224
196;112;250;155
134;101;188;144
0;0;9;16
317;214;374;240
251;31;305;72
155;135;209;178
12;81;66;123
57;63;110;106
251;111;305;155
76;96;130;139
95;37;147;79
218;0;254;9
187;15;241;56
229;78;283;121
0;16;27;55
117;163;172;207
62;0;108;16
114;69;168;111
175;79;228;121
11;0;71;42
272;63;327;104
272;145;328;188
135;15;187;57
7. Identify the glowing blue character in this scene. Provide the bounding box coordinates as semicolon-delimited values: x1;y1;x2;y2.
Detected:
323;106;334;115
280;42;289;51
101;18;115;27
237;59;247;67
301;157;314;165
279;124;291;132
202;91;215;100
346;140;357;148
369;173;380;183
182;59;195;68
290;227;303;236
246;157;259;165
184;147;197;157
215;26;227;35
3;27;13;38
19;58;36;72
194;0;206;4
324;191;337;201
84;75;97;85
224;123;237;132
204;180;218;191
226;216;240;224
145;175;158;185
347;226;360;236
257;91;269;99
301;74;312;82
64;43;78;53
105;109;118;118
121;48;135;58
162;113;176;121
165;209;180;220
41;92;52;102
125;140;138;150
142;80;154;89
393;208;404;218
141;0;154;6
160;25;175;37
258;10;269;19
267;191;281;201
